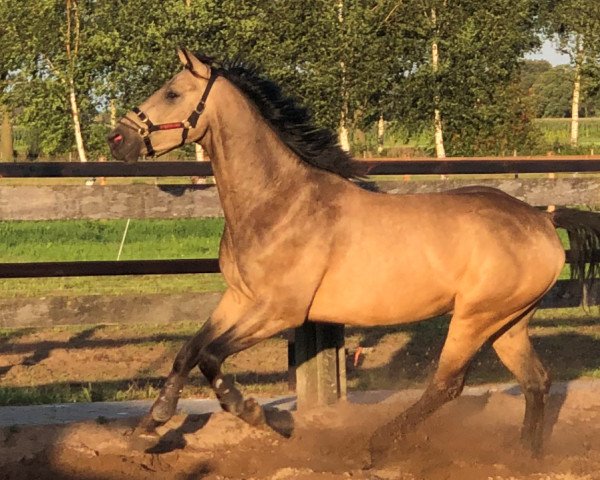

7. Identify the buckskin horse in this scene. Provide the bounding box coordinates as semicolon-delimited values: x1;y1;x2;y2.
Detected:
108;49;600;456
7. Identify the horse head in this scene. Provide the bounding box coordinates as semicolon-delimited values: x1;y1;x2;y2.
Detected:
107;49;217;162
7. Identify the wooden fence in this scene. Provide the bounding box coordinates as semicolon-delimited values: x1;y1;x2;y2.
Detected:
1;157;600;409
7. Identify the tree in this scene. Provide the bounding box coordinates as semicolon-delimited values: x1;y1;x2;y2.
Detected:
184;0;411;155
383;0;543;156
531;65;574;117
3;0;95;161
0;108;12;160
544;0;600;145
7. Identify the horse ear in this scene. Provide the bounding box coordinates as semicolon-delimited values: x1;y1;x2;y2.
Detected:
177;48;211;79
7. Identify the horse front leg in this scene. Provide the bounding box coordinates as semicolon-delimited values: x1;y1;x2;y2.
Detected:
137;320;216;434
138;293;302;434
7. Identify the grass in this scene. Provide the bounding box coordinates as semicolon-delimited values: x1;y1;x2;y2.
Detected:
353;117;600;156
0;275;227;298
0;218;224;262
0;218;226;297
535;117;600;150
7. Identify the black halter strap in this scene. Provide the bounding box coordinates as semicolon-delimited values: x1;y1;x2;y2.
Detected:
128;69;219;157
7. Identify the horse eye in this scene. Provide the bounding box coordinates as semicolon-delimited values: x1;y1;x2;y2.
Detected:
166;90;180;100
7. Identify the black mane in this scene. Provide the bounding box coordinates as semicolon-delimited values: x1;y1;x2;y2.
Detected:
204;57;359;179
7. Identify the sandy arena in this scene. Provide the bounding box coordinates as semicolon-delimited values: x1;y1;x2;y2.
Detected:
3;381;600;480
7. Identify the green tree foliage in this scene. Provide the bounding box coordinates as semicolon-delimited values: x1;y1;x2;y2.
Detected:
2;0;596;158
520;59;600;117
542;0;600;145
1;0;100;157
382;0;544;156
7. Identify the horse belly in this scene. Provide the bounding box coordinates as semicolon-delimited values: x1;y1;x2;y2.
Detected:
308;261;454;326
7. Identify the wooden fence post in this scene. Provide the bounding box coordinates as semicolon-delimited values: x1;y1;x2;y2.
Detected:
293;322;346;410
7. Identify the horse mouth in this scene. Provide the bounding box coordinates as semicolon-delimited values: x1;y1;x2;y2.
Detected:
110;144;140;163
107;129;143;162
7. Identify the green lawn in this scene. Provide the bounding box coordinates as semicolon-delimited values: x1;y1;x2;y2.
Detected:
0;218;225;297
0;218;224;262
535;117;600;150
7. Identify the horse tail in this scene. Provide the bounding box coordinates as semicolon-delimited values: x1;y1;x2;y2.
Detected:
549;207;600;296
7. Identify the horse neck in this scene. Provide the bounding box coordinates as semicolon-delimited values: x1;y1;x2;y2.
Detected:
200;83;312;228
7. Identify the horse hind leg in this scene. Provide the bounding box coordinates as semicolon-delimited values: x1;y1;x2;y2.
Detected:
195;328;269;426
491;305;550;456
369;312;490;456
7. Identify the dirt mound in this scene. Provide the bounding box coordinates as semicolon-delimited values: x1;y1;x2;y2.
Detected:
2;386;600;480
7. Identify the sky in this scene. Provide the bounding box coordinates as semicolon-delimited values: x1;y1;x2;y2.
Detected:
525;39;571;66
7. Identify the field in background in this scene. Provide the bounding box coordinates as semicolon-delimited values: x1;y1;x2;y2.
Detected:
535;117;600;151
0;219;225;298
0;218;224;262
351;117;600;157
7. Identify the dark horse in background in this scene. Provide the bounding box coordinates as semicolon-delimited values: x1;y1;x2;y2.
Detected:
108;49;600;457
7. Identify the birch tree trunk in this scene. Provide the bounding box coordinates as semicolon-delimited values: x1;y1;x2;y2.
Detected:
66;0;87;162
69;78;87;162
0;108;13;161
377;114;385;154
570;36;584;148
109;99;117;128
431;8;446;159
337;0;351;152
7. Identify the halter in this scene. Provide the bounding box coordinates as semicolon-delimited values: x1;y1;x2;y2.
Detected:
123;68;219;157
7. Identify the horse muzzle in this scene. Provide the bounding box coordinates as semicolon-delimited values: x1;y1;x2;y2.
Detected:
107;125;143;162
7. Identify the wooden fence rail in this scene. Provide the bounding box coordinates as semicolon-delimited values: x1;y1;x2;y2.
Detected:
0;251;594;279
1;156;600;177
0;259;221;278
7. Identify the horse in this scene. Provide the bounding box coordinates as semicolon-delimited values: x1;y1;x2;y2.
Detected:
108;48;600;456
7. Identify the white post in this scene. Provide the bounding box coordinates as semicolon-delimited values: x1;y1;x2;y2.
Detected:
117;219;131;261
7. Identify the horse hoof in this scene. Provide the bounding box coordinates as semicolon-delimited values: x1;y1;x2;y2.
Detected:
133;416;161;436
520;429;544;458
151;396;178;423
369;431;388;458
129;417;161;451
239;398;266;427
